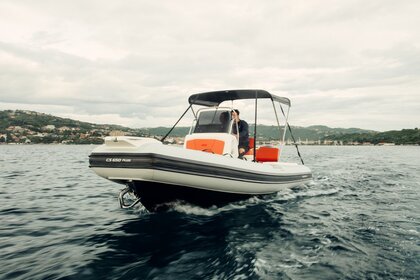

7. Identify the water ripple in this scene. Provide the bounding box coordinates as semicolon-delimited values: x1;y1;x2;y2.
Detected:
0;145;419;279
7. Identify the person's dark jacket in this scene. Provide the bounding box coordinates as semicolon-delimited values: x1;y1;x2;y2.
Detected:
232;120;249;149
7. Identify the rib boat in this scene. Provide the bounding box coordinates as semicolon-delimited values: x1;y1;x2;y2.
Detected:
89;89;312;211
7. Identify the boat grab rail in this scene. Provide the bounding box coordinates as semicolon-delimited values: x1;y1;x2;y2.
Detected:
118;184;142;209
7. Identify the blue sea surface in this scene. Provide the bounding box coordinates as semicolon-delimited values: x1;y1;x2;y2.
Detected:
0;145;419;279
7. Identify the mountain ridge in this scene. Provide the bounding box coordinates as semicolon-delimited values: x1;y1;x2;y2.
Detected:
1;110;418;145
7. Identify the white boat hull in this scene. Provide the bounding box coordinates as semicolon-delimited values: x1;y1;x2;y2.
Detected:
89;136;312;210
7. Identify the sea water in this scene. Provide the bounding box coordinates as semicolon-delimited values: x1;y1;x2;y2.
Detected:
0;145;419;279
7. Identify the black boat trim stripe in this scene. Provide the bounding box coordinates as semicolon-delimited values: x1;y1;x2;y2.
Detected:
89;153;312;184
108;166;310;185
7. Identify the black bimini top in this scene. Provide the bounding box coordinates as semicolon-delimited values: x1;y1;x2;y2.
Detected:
188;89;291;107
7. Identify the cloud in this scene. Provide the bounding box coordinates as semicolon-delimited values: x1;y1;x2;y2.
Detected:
0;0;419;130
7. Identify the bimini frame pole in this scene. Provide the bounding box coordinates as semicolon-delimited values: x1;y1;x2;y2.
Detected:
253;90;258;162
161;104;192;143
280;104;290;159
271;99;285;161
279;103;305;165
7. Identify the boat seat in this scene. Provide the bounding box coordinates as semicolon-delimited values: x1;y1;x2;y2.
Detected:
248;137;255;150
245;137;255;156
186;139;225;155
256;146;279;162
244;138;279;162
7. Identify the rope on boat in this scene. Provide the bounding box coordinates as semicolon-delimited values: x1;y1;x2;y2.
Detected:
161;104;192;143
287;123;305;165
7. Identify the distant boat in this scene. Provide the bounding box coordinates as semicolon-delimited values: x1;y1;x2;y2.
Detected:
89;89;312;211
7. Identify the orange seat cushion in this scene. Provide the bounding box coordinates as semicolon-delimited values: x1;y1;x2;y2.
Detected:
245;137;255;155
248;137;255;149
186;139;225;155
245;148;254;156
244;146;280;162
256;147;279;162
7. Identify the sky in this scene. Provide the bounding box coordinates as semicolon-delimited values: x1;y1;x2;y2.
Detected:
0;0;419;131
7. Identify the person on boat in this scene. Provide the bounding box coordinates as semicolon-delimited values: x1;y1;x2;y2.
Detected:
219;111;231;132
231;109;250;157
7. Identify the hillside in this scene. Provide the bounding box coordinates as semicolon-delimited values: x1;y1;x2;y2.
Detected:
1;110;417;145
140;124;376;142
0;110;143;144
323;129;420;145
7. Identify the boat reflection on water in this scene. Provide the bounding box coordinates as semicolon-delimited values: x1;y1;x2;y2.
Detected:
73;204;286;279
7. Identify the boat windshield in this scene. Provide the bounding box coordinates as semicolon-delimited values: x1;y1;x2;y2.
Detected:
193;109;232;133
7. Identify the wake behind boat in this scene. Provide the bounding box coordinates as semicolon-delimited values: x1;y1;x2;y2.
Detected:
89;89;312;211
